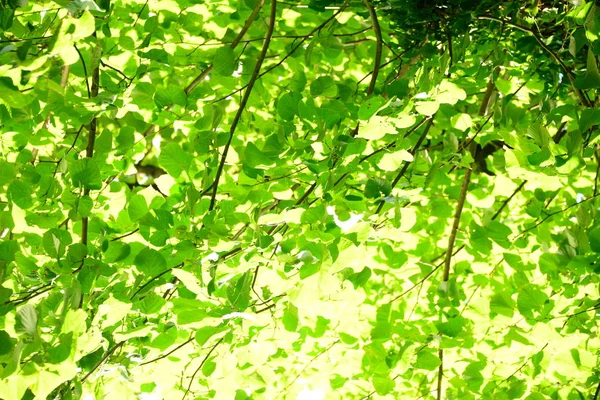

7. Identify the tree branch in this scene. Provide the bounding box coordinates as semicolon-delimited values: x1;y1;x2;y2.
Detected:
142;0;266;137
182;337;224;400
364;0;382;96
443;168;471;281
476;15;590;107
375;117;434;214
81;39;100;248
209;0;278;211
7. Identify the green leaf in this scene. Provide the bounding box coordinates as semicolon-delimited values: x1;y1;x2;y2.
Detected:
78;195;93;218
490;292;515;318
8;180;33;209
134;248;167;276
372;375;394;395
42;228;72;258
202;359;217;376
574;48;600;89
70;159;102;190
277;91;302;121
159;142;192;178
243;142;277;169
213;47;236;76
195;326;222;346
346;267;371;289
310;76;337;97
282;302;299;332
588;226;600;252
358;95;386;120
226;271;252;310
0;161;15;186
47;333;73;364
154;86;187;108
435;317;464;337
15;304;37;336
128;194;148;221
139;292;167;315
517;285;548;319
0;330;14;355
415;351;441;370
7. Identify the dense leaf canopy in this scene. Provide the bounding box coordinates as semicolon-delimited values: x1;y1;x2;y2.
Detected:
0;0;599;399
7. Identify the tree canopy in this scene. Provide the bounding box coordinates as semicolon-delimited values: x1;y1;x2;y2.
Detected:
0;0;599;399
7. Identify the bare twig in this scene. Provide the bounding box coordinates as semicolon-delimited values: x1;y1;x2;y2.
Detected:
140;336;194;366
81;341;125;383
208;0;277;211
491;181;526;220
276;340;339;399
375;117;434;214
182;337;224;400
477;15;590;107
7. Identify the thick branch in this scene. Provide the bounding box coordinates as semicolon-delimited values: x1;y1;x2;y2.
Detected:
364;0;382;96
443;168;471;281
81;43;100;247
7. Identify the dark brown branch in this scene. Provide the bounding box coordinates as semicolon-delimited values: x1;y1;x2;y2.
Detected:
74;44;91;98
208;0;277;211
436;348;444;400
443;168;471;281
364;0;382;96
81;40;100;248
436;167;471;400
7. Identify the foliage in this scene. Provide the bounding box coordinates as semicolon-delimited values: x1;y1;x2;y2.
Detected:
0;0;599;399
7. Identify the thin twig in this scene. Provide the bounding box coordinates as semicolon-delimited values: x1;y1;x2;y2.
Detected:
375;117;434;214
209;0;277;211
140;336;194;366
276;340;339;399
477;15;590;107
518;192;600;237
110;228;140;242
491;181;526;220
181;337;224;400
81;341;125;383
